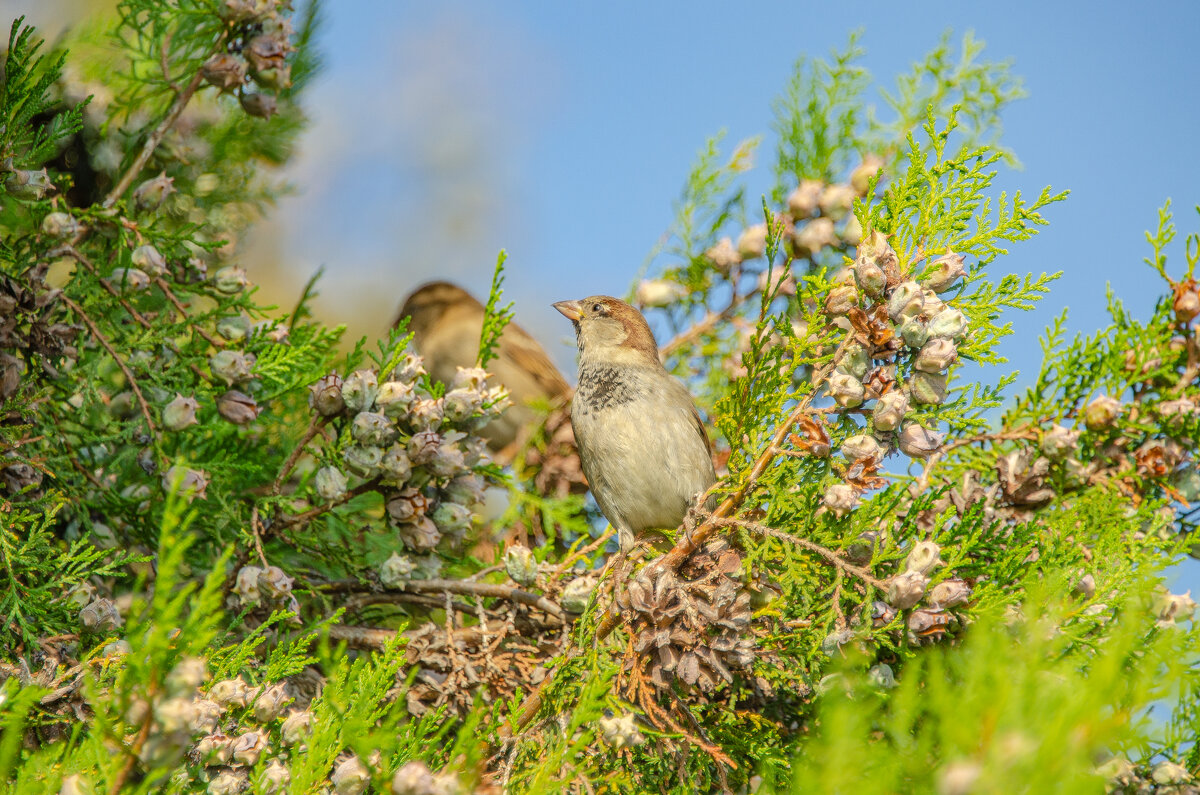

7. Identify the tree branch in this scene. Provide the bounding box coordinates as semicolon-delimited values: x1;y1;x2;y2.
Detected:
274;478;381;529
102;36;226;209
51;245;213;383
396;578;565;622
152;276;224;349
60;294;158;437
711;517;884;588
273;415;326;495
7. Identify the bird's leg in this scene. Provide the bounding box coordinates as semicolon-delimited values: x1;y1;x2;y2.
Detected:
602;524;638;608
682;491;712;549
616;525;636;553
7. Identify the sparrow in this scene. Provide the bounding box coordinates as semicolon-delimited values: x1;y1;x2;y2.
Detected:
553;295;716;552
397;281;572;458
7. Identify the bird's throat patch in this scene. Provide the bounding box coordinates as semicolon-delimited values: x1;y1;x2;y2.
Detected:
576;365;638;411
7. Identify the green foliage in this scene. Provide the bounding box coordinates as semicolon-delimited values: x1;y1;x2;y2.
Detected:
0;17;85;168
289;633;410;793
786;569;1189;794
674;134;758;263
772;32;869;198
0;500;142;648
874;30;1026;166
1;12;1199;795
478;249;514;369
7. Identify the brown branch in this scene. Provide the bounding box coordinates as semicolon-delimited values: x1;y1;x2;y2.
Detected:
152;276;224;348
328;620;508;650
273;416;326;495
660;287;758;361
51;246;213;383
60;294;157;437
107;684;158;795
464;564;503;583
343;591;475;614
395;579;565;622
505;335;853;735
327;624;398;650
103;35;226;209
549;528;614;581
66;453;106;491
274;478;381;529
159;30;180;92
1172;330;1200;392
712;517;884;589
50;246;153;329
312;578;371;594
38;664;85;705
314;578;565;625
248;505;269;567
650;334;854;576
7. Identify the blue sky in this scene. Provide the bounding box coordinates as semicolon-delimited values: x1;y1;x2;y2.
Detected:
240;0;1200;376
24;0;1200;587
253;0;1200;588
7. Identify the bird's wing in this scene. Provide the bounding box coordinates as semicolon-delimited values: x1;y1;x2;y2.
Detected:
689;403;714;458
500;326;571;402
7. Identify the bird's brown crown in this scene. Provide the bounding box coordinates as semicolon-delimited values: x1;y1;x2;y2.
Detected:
396;281;482;335
555;295;659;364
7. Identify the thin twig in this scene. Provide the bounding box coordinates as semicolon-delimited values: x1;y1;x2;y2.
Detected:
912;423;1042;494
550;528;614;580
159;30;180;92
50;246;152;329
60;294;157;437
394;579;565;622
328;620;507;650
107;683;158;795
273;416;326;495
660;287;759;360
443;591;462;674
1171;331;1200;393
274;478;381;529
249;505;269;567
650;334;854;575
327;624;398;649
103;36;226;209
51;246;213;382
464;564;503;583
343;592;474;615
711;517;884;589
152;276;224;348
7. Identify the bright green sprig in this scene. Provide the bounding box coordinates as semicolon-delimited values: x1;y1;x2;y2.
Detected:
478;249;514;369
0;17;85;169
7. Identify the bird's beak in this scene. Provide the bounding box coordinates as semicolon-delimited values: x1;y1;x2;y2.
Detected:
552;300;583;322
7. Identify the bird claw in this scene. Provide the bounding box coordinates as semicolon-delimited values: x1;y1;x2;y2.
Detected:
682;491;713;548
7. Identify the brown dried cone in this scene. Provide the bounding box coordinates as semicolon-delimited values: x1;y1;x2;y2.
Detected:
0;264;81;395
996;448;1055;507
401;615;565;718
618;540;755;692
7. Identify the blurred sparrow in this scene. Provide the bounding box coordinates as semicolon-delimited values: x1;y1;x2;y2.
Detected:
397;281;571;457
554;296;716;552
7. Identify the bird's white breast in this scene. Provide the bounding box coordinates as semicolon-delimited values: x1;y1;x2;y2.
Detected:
572;365;714;532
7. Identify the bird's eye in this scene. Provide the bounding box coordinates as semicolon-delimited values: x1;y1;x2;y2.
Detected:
592;303;602;313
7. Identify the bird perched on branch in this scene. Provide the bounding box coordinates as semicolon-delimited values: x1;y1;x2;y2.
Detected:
396;281;572;460
554;295;717;552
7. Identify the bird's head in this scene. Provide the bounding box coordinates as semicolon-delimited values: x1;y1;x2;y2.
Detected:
553;295;659;366
396;281;481;338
